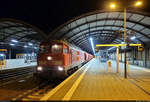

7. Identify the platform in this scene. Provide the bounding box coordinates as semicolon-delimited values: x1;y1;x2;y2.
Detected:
40;58;150;100
0;59;37;71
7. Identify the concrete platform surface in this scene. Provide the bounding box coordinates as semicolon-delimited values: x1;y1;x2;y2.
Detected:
40;58;150;101
0;59;37;70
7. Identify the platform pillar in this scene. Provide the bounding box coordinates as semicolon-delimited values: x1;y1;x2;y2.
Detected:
116;47;119;73
127;61;129;72
9;48;11;59
144;49;147;68
107;61;109;72
132;48;135;65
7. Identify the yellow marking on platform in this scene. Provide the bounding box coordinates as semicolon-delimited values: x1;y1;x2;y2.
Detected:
144;70;150;72
27;95;40;99
22;98;30;101
40;62;90;101
62;65;90;100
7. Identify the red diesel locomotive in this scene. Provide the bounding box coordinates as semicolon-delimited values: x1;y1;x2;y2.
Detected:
36;40;93;79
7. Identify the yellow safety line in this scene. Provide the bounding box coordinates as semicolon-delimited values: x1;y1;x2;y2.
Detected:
40;61;90;101
22;98;30;101
28;95;40;98
62;64;89;100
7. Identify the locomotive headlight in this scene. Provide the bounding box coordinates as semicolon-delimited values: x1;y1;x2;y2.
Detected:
58;66;63;71
47;56;52;60
37;66;43;71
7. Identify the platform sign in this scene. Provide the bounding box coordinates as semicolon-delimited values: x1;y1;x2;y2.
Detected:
0;49;7;52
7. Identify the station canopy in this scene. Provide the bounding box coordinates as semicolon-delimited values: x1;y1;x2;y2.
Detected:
48;10;150;53
0;18;47;48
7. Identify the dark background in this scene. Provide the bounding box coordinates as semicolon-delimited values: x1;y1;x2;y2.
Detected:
0;0;150;34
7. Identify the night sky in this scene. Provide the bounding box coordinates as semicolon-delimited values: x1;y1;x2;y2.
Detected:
0;0;150;34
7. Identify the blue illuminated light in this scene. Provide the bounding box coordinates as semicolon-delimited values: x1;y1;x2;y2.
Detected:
10;43;15;46
130;36;136;40
11;39;18;43
34;47;37;49
24;45;28;48
0;54;4;56
28;43;33;46
108;47;115;50
90;37;95;54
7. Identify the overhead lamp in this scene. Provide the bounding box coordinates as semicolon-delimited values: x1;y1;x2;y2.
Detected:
10;43;15;46
90;37;95;54
108;47;115;50
130;36;136;40
28;43;33;46
11;39;18;43
0;54;4;56
24;45;28;48
34;47;37;49
135;1;142;6
110;3;116;9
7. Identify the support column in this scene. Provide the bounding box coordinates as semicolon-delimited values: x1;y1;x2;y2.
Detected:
116;47;119;73
9;48;11;59
132;48;134;65
144;48;147;68
121;51;122;62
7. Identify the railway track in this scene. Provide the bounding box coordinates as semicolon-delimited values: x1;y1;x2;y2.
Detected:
12;79;62;101
0;66;35;81
0;66;36;87
12;63;87;101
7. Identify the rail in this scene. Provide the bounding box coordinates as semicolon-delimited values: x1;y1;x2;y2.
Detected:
0;66;36;82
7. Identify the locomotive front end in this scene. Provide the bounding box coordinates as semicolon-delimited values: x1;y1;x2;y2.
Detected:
36;42;66;79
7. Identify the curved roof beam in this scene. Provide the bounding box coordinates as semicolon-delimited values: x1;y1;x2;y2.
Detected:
70;32;117;43
60;19;149;38
0;25;29;30
47;10;150;52
3;29;34;40
65;24;150;41
77;38;121;47
75;32;144;46
48;10;150;38
0;18;47;39
48;11;150;39
69;29;144;45
17;33;43;41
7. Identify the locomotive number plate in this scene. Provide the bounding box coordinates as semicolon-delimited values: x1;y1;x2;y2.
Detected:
39;61;46;65
52;61;62;65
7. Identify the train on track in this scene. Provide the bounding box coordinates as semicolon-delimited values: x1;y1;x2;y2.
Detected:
35;40;93;79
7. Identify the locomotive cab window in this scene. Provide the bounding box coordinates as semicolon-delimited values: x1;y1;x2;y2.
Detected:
39;45;50;53
64;48;68;54
51;44;62;53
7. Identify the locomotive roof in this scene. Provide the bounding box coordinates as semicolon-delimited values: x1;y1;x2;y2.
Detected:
41;40;86;53
54;40;85;53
